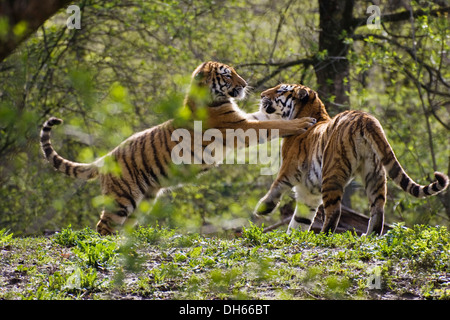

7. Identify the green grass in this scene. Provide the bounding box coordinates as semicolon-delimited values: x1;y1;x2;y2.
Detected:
0;223;449;300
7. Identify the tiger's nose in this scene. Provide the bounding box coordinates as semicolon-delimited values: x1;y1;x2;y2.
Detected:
265;105;276;114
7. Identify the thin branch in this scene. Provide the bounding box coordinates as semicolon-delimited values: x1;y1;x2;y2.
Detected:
352;34;450;95
268;0;295;62
263;215;293;233
408;6;438;171
239;58;314;89
352;33;448;86
428;101;450;131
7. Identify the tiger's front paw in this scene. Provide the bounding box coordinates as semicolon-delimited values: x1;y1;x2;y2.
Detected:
283;117;316;136
254;198;279;217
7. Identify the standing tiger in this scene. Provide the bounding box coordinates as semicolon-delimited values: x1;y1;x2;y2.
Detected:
254;83;449;235
40;62;315;235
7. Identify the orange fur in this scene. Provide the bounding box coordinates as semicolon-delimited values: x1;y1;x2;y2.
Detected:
254;84;449;235
40;63;315;235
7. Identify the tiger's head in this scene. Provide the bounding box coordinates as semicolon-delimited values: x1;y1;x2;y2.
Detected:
192;61;247;101
260;84;329;122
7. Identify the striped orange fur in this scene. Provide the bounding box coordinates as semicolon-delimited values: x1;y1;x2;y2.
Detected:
254;84;449;235
40;62;315;235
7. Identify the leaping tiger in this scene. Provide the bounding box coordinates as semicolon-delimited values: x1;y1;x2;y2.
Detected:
40;62;316;235
254;83;449;235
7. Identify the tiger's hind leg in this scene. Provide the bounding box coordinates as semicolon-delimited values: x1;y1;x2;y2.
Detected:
95;177;152;235
96;184;161;235
321;190;344;233
96;207;129;236
95;190;139;236
321;170;351;234
363;160;387;235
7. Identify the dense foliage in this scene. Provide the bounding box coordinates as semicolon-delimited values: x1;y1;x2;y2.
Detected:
0;0;448;235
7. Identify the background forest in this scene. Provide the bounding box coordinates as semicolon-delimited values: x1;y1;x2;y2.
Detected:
0;0;449;236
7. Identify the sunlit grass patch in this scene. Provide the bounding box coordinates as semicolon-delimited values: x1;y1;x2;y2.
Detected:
0;223;449;300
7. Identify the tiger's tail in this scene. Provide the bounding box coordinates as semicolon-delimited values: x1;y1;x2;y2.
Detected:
364;116;449;198
40;117;99;180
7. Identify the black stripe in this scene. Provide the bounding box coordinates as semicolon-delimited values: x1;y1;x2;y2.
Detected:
431;183;440;192
53;156;62;169
116;209;128;217
122;141;146;195
321;186;342;194
220;110;235;115
370;194;385;207
365;120;387;158
280;179;293;188
321;178;343;192
139;169;151;187
130;143;147;194
136;139;151;187
400;175;410;191
44;147;53;158
423;185;431;196
141;132;159;185
324;196;341;209
73;166;79;177
160;128;172;165
388;162;401;179
411;185;420;197
340;152;352;171
110;176;136;210
435;173;447;187
48;118;62;126
349;133;358;159
42;126;52;132
151;132;167;178
117;203;130;215
370;180;386;196
118;148;133;180
118;175;134;201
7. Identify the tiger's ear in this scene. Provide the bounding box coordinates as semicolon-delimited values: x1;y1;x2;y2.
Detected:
192;62;208;82
296;88;309;103
194;71;205;81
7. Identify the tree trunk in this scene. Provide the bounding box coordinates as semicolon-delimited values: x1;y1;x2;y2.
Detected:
0;0;71;61
313;0;358;207
314;0;355;115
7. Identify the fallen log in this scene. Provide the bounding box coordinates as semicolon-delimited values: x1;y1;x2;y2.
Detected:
263;202;392;235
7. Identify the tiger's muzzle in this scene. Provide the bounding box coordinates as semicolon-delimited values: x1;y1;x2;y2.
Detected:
229;86;246;99
261;97;275;114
